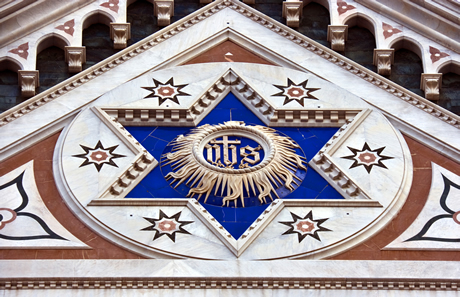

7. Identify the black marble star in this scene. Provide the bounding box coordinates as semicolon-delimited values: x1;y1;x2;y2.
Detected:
272;78;320;107
72;141;126;172
279;211;331;242
142;77;190;106
341;142;394;174
141;210;193;242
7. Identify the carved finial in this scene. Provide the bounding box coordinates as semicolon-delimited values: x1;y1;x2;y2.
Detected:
283;0;303;28
327;25;348;51
110;23;131;49
154;0;174;26
421;73;442;101
18;70;39;98
373;49;394;76
65;46;86;73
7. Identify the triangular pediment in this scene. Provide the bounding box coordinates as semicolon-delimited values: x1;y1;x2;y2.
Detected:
1;0;459;260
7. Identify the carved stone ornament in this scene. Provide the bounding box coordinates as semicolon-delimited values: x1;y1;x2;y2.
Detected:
162;121;307;207
65;46;86;73
18;70;39;98
154;0;174;27
282;1;303;28
373;49;394;76
110;23;131;49
421;73;442;101
327;25;348;52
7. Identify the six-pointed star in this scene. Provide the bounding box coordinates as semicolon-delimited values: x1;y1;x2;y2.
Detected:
279;211;331;242
341;142;393;173
141;210;193;242
72;140;126;172
272;78;320;107
142;78;190;106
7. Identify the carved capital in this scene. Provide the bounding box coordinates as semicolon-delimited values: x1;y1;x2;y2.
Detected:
373;49;394;76
18;70;39;98
421;73;442;101
327;25;348;52
65;46;86;73
110;23;131;49
283;1;303;28
154;0;174;27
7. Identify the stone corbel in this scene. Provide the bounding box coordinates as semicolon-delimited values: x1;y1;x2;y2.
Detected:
65;46;86;73
283;1;303;28
373;49;394;76
154;0;174;27
327;25;348;51
110;23;131;49
18;70;39;98
421;73;442;101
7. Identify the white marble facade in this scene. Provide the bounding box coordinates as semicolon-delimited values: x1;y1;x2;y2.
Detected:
1;0;460;295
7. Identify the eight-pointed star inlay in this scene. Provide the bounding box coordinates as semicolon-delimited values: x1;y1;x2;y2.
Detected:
141;210;193;242
341;142;393;173
272;78;320;107
279;211;331;242
72;141;126;172
142;78;190;106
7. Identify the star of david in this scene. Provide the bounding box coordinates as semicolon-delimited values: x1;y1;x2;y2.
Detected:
142;78;190;106
72;140;126;172
87;84;383;257
279;211;331;242
272;78;320;107
141;210;193;242
341;142;393;173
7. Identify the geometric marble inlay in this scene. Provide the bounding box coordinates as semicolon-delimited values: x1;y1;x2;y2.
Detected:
72;141;126;172
272;78;320;107
142;78;190;106
341;142;393;173
141;210;193;242
279;211;331;242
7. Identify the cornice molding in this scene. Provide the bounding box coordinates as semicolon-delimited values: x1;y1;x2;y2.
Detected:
1;0;459;133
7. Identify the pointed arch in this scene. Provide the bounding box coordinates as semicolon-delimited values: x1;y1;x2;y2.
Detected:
0;56;23;72
81;10;115;29
389;36;425;72
438;60;460;76
35;33;71;55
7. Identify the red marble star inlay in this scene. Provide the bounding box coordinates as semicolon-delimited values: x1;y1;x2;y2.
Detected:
56;19;75;36
9;43;29;60
337;1;356;15
429;46;449;64
382;23;402;39
100;0;119;13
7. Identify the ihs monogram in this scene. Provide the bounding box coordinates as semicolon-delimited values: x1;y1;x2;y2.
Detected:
204;136;262;169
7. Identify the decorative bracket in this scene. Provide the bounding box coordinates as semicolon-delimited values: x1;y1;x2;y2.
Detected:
18;70;39;98
154;0;174;27
110;23;131;49
282;1;303;27
327;25;348;52
421;73;442;101
65;46;86;73
373;49;394;76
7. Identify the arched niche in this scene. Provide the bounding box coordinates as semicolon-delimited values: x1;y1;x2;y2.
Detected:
298;1;330;47
388;38;424;97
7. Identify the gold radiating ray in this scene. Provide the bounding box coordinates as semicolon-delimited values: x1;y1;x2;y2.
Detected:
161;122;306;207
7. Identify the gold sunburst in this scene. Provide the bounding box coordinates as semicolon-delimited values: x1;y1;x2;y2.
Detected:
161;122;307;207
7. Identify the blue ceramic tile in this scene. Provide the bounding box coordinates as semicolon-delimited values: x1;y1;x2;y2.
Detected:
125;92;343;238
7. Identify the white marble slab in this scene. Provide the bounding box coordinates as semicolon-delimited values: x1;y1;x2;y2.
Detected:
0;161;87;248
